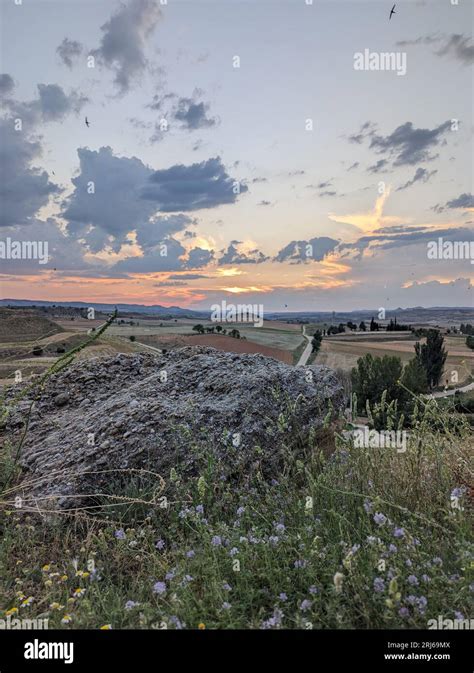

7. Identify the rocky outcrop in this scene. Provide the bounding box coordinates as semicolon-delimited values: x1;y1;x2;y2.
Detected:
4;347;345;508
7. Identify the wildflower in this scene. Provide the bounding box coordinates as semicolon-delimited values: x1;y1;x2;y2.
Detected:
198;622;206;630
61;614;72;624
49;602;64;610
294;559;307;569
268;536;279;546
186;550;195;558
229;547;239;557
407;575;419;586
454;611;464;620
100;624;112;630
5;608;18;616
211;536;222;547
363;500;373;513
333;572;344;593
417;596;428;613
236;506;245;517
195;505;204;515
20;597;34;608
155;539;165;550
279;593;288;602
374;578;385;593
170;616;185;629
222;582;232;592
44;580;53;588
432;557;443;566
299;599;312;612
73;588;86;598
309;585;319;594
388;544;397;554
114;529;126;540
180;575;194;587
398;607;409;618
405;559;413;567
165;570;175;581
421;574;431;583
393;528;405;538
125;600;140;610
221;602;231;610
239;536;248;544
373;512;387;526
153;581;167;595
41;564;51;572
275;523;285;534
60;575;68;582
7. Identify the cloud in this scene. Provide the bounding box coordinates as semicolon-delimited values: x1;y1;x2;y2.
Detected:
0;118;61;228
141;157;248;212
62;148;245;254
367;159;388;174
432;193;474;213
0;73;14;96
148;89;218;135
274;237;339;264
91;0;162;94
219;240;269;265
56;38;83;68
396;33;474;65
112;238;214;275
2;83;88;124
370;120;451;166
167;273;210;280
258;200;272;206
396;167;437;191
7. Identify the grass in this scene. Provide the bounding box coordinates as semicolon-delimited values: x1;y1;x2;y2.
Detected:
0;388;472;630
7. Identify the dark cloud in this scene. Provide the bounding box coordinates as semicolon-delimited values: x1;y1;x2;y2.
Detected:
432;193;474;213
0;118;61;227
2;83;88;124
339;227;472;258
396;33;473;65
348;162;359;171
148;90;218;134
91;0;162;94
0;74;14;97
218;240;269;265
56;38;83;68
258;200;272;206
396;167;437;191
167;273;209;280
141;157;247;212
367;159;388;174
369;120;451;166
347;121;375;144
112;238;213;275
62;148;244;255
274;237;339;264
174;98;217;130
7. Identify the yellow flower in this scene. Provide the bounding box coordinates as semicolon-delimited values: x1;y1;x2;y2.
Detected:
100;624;112;630
41;564;51;572
82;571;90;579
44;580;53;587
198;622;206;630
67;597;75;604
49;602;64;610
5;607;18;616
60;575;68;582
20;597;34;608
73;588;86;598
15;591;25;600
61;614;72;624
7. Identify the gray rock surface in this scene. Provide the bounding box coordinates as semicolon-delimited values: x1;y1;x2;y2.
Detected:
4;347;345;508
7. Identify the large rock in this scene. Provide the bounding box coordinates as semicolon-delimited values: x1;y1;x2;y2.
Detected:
5;347;345;508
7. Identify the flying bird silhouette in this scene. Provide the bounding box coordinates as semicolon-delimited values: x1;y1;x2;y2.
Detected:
85;117;90;128
389;4;396;20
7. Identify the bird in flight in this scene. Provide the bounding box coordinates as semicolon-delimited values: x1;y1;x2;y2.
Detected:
85;116;90;128
389;4;396;20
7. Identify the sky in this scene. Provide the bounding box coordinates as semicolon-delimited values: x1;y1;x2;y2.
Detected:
0;0;473;311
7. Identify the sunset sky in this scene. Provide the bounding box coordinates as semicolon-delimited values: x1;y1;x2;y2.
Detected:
0;0;472;311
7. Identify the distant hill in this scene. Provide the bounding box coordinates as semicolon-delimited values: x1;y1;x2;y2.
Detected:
0;299;207;319
0;308;64;343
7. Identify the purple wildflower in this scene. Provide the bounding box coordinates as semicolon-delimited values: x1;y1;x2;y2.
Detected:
221;602;231;610
279;593;288;602
299;599;312;612
153;581;167;595
373;512;387;526
373;577;385;593
407;575;419;586
398;607;409;618
393;527;405;538
114;529;126;540
155;539;165;550
124;600;139;610
211;536;222;547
